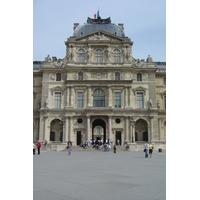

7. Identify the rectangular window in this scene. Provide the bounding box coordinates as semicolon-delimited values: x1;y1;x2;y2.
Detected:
164;77;166;85
97;127;100;135
77;92;84;108
137;93;143;108
54;92;61;108
164;96;166;110
114;92;121;108
56;73;61;81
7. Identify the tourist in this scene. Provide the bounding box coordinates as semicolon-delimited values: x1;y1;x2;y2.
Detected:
113;143;116;153
33;143;36;155
110;139;113;146
37;140;41;155
67;144;71;155
149;142;154;158
144;141;149;158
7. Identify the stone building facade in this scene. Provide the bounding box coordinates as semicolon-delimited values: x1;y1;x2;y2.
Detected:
33;16;166;147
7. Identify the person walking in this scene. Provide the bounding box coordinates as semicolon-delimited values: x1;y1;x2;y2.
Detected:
37;140;41;155
149;142;154;158
67;144;71;156
113;143;116;153
144;141;149;158
33;143;36;155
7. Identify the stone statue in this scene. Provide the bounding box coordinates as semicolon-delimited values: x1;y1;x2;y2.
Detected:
148;99;153;109
45;54;51;62
44;99;48;108
37;100;41;110
157;100;160;108
146;55;153;63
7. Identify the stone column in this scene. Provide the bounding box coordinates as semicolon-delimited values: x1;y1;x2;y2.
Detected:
70;85;74;107
149;116;154;142
87;85;91;106
125;116;129;141
68;117;71;141
108;85;112;107
125;86;128;107
132;124;135;143
39;117;44;141
66;86;69;107
128;86;131;106
108;116;111;141
64;117;68;142
87;116;90;142
43;116;48;142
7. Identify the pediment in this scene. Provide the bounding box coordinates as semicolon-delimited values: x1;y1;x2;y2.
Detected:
132;86;148;95
50;86;65;95
74;30;126;43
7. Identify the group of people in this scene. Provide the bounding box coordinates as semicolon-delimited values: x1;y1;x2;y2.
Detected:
33;140;42;155
33;140;154;158
144;141;154;158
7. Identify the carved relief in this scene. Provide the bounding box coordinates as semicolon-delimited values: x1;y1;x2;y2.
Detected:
49;73;56;81
88;33;110;41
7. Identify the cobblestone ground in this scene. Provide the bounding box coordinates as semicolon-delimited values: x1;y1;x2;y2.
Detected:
33;150;166;200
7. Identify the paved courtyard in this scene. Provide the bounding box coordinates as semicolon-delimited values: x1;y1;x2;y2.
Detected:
33;150;166;200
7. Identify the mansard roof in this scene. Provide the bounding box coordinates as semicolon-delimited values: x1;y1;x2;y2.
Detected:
73;17;125;38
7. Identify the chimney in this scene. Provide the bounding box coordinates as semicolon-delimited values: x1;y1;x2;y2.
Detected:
73;23;79;31
118;23;124;30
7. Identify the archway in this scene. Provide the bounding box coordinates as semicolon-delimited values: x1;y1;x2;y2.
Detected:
92;119;106;143
135;119;148;141
50;119;63;142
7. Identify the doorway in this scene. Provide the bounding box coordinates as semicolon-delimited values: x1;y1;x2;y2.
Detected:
77;131;81;145
116;131;121;145
92;119;106;143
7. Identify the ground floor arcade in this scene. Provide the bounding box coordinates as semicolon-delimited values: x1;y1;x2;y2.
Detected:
33;110;166;146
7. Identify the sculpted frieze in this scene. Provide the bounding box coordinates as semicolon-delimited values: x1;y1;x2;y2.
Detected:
88;33;110;41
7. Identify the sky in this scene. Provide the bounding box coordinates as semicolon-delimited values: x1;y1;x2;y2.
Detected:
33;0;166;62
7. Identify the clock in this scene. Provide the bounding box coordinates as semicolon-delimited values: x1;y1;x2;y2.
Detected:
96;73;101;79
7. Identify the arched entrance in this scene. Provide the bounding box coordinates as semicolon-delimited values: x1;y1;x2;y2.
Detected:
50;119;63;142
135;119;148;141
92;119;106;143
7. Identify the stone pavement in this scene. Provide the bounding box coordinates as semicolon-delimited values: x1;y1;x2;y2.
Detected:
33;150;166;200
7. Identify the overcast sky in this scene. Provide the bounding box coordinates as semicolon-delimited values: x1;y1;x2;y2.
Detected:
33;0;166;62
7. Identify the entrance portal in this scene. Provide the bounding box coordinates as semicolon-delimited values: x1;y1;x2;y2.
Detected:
77;131;81;145
92;119;106;143
116;131;121;145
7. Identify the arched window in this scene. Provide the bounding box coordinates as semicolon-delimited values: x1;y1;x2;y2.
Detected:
93;89;105;107
78;72;83;80
115;72;120;80
78;49;85;63
56;73;61;81
96;49;103;63
113;49;120;63
137;73;142;81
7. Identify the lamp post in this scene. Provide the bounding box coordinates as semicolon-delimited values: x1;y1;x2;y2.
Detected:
130;118;136;143
59;118;65;143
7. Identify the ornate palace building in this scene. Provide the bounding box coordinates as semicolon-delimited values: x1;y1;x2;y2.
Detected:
33;16;166;148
